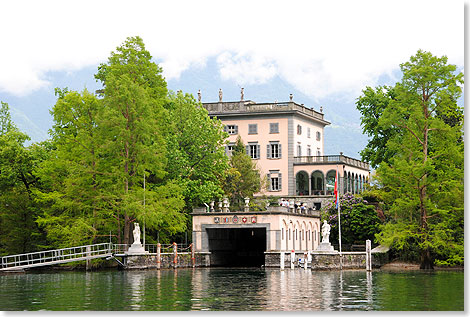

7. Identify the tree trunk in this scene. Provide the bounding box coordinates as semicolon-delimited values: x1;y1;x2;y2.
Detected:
420;247;434;269
124;213;130;246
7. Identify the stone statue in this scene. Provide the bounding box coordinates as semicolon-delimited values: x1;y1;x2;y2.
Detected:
133;223;141;245
289;93;293;101
197;89;201;102
240;87;244;101
219;88;223;102
321;220;330;244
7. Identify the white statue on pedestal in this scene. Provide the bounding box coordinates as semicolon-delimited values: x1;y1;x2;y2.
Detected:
133;223;141;245
126;222;148;255
321;220;330;244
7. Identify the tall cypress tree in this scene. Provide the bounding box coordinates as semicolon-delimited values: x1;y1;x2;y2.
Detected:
95;36;178;245
371;51;464;268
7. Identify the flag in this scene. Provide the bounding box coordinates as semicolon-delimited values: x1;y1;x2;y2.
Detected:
334;168;339;209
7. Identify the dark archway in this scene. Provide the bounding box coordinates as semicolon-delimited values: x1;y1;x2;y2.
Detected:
326;170;336;195
206;228;266;267
311;170;324;195
296;171;309;196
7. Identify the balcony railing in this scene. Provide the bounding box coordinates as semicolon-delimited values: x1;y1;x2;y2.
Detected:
203;101;325;121
293;155;369;170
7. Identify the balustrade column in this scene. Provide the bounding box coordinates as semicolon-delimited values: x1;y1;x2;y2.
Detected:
308;176;312;196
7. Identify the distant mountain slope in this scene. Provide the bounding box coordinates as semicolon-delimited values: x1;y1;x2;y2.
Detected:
0;58;369;159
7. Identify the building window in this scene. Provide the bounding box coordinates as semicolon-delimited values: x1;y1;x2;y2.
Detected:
297;124;302;135
225;143;235;156
267;142;282;159
317;148;321;156
268;170;282;191
316;131;321;141
307;127;311;138
270;123;279;134
246;143;260;159
224;125;238;135
248;124;258;135
282;228;284;240
307;145;311;156
297;144;302;156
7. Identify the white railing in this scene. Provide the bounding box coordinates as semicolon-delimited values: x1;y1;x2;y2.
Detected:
293;155;370;170
112;243;191;254
0;243;112;271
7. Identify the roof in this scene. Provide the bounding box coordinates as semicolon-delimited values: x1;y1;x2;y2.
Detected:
202;100;330;126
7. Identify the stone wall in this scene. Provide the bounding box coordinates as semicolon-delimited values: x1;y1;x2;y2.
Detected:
124;252;211;270
124;251;387;270
265;251;387;270
311;252;365;270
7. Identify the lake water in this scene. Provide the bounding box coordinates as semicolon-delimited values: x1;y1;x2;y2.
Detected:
0;268;464;311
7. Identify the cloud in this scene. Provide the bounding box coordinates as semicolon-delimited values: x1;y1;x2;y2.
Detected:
0;0;463;99
217;52;277;85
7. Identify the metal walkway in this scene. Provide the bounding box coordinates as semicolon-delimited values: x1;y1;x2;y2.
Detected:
0;243;113;271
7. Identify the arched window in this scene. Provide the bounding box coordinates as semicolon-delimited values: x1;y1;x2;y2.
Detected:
326;170;336;195
296;171;309;195
354;174;359;194
347;172;352;193
311;170;324;195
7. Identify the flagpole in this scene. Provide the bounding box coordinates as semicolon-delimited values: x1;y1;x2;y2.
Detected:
337;165;342;270
143;172;146;246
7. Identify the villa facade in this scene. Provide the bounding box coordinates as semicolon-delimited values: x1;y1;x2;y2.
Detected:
202;93;369;209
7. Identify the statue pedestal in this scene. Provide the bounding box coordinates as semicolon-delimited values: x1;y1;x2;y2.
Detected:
315;242;337;253
126;242;149;255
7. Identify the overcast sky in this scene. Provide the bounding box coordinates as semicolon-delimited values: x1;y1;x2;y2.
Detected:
0;0;464;102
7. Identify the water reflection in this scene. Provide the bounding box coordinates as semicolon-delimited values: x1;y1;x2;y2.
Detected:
128;272;144;309
0;268;464;311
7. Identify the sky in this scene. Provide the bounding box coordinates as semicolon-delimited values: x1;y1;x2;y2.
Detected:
0;0;464;157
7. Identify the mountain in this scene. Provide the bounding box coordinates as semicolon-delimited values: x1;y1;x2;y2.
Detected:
0;58;369;159
166;58;368;158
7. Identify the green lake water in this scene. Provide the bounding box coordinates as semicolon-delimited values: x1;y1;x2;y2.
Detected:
0;268;464;311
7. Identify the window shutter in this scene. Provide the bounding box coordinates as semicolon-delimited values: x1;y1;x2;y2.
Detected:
234;125;238;134
225;146;229;156
278;144;282;159
267;173;272;191
278;173;282;190
267;144;271;159
223;125;228;133
246;145;250;156
256;144;260;159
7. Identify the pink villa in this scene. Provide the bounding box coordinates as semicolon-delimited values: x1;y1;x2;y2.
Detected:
190;90;371;267
202;92;370;210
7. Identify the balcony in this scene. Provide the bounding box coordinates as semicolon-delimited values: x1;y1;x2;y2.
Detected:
293;155;369;170
203;101;327;123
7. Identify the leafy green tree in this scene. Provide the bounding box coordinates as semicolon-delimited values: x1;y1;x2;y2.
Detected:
321;194;381;246
356;86;399;169
34;89;111;247
164;91;229;209
223;136;263;209
95;36;184;245
370;50;464;268
0;102;47;254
